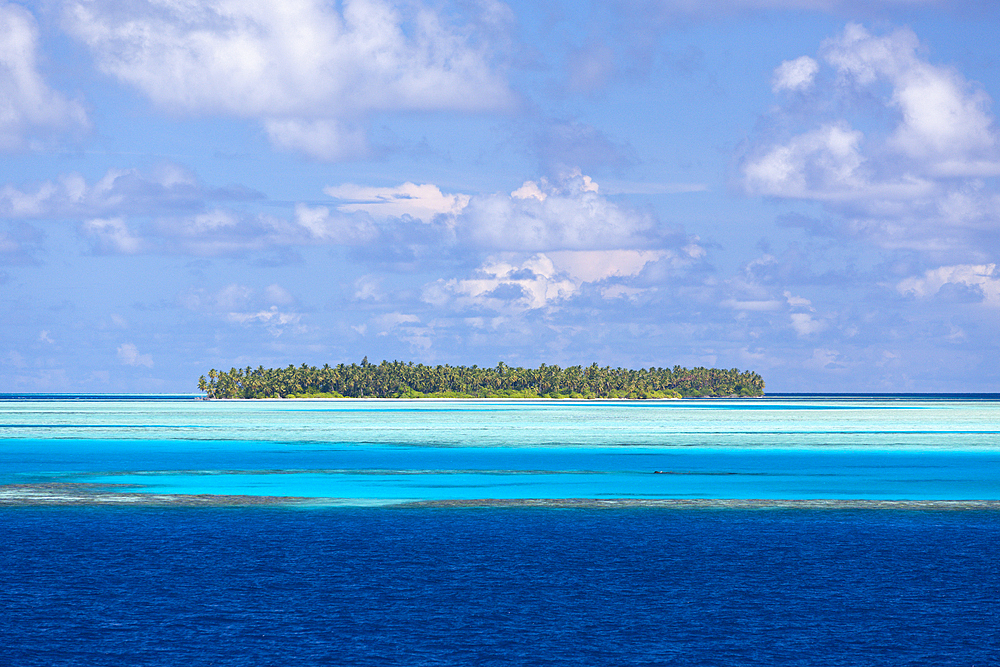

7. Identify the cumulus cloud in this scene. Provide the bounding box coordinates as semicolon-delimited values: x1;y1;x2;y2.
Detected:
64;0;512;160
823;23;999;175
422;242;701;314
0;3;88;150
742;23;1000;255
456;170;660;251
789;312;828;336
328;170;688;260
117;343;153;368
897;264;1000;306
423;254;579;312
772;56;819;93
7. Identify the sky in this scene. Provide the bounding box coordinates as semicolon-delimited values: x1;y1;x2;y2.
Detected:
2;0;1000;393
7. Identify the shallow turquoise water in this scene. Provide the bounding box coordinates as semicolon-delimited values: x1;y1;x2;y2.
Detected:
2;397;999;501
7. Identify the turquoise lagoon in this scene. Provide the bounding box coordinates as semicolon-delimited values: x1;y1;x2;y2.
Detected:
2;395;999;503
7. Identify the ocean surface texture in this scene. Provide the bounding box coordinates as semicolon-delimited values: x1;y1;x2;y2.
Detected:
2;396;998;665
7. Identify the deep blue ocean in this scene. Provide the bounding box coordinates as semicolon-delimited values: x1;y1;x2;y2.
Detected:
2;395;999;665
3;507;998;666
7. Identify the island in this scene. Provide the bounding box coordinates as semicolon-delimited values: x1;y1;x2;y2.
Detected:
197;359;764;399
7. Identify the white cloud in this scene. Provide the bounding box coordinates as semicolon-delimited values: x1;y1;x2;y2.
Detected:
784;291;813;309
374;312;420;331
292;204;378;244
0;4;88;150
117;343;153;368
264;119;369;162
772;56;818;93
752;24;1000;187
147;203;375;256
370;312;431;349
9;167;369;255
353;275;385;302
423;254;579;312
744;122;872;200
823;24;999;175
227;307;303;335
511;180;548;201
897;264;1000;306
9;166;693;262
181;283;305;336
722;299;783;311
457;171;658;251
803;347;847;372
64;0;512;159
81;218;147;254
790;312;827;336
545;250;668;282
743;23;1000;254
422;246;681;314
0;166;259;219
180;284;254;313
325;182;470;222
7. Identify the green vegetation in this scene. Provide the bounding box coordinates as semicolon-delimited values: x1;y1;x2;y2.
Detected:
197;358;764;399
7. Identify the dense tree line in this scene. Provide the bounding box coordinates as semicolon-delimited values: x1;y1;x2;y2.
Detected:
197;358;765;399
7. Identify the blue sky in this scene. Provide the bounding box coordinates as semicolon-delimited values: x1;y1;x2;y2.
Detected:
2;0;1000;393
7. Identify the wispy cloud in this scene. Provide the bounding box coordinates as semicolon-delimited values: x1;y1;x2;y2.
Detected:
324;183;470;222
117;343;153;368
0;4;88;151
179;283;307;336
0;222;45;265
0;166;262;219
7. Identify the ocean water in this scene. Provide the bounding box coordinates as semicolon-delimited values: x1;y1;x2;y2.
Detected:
2;396;999;665
3;507;999;666
2;396;1000;501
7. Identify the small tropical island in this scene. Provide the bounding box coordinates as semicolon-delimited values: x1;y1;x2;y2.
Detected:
198;358;764;399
